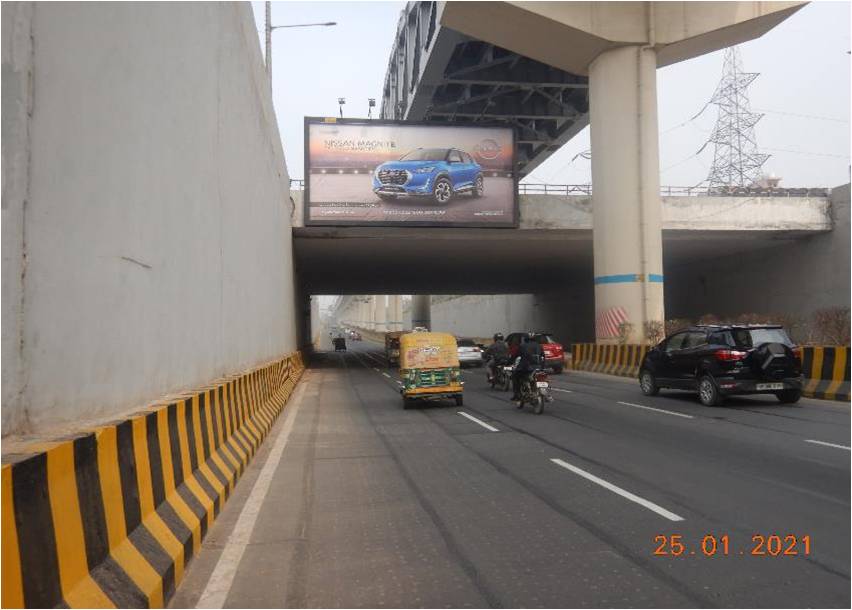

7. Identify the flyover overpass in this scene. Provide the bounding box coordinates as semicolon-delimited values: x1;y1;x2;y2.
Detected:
378;0;806;342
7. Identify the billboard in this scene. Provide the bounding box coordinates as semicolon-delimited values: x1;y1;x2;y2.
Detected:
304;117;517;227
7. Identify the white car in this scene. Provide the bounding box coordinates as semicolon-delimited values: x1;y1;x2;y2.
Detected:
457;338;484;367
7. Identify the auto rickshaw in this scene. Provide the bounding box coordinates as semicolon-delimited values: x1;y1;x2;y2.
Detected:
399;331;463;409
385;330;406;367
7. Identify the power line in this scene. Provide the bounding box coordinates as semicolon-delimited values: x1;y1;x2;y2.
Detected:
762;146;850;159
660;152;703;174
753;108;849;123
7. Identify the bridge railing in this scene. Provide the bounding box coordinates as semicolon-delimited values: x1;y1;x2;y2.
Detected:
289;179;828;198
518;183;830;198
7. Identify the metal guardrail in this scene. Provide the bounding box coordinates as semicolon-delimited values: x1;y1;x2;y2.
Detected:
289;179;828;198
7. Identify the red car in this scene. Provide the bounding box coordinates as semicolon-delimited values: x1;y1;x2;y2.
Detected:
506;332;565;374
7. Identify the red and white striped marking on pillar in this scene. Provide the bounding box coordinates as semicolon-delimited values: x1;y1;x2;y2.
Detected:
596;306;628;339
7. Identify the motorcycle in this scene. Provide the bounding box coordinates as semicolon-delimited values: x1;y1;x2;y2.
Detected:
488;362;512;392
516;367;552;414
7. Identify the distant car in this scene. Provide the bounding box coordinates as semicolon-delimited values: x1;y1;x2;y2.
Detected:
348;330;362;341
372;147;484;205
506;332;565;374
456;338;484;367
639;324;803;406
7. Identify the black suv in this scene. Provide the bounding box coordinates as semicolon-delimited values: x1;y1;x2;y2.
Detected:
639;325;803;406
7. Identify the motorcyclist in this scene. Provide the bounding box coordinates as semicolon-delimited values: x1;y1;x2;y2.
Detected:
484;333;509;383
511;334;543;402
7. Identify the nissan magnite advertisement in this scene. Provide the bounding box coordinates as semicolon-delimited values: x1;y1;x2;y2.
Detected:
305;118;517;227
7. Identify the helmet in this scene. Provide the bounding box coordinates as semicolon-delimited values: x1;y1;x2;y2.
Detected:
493;333;504;342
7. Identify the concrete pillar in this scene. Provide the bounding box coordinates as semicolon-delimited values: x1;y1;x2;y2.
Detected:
395;296;404;331
374;295;387;332
411;295;431;330
368;296;377;330
589;44;663;344
388;295;403;331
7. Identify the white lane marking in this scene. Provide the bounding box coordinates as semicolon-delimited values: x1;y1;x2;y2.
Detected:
373;367;380;372
457;411;499;432
551;388;573;393
805;439;851;451
551;458;685;522
196;381;309;608
395;380;403;385
617;401;694;419
381;372;391;378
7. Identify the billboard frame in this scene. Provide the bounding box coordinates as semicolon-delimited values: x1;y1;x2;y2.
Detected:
303;116;519;229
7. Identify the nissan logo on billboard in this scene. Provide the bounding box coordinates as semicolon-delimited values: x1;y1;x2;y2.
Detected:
474;138;502;161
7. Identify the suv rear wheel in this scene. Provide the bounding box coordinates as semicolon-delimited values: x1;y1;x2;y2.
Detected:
639;369;659;396
472;175;484;198
698;375;722;406
775;389;802;404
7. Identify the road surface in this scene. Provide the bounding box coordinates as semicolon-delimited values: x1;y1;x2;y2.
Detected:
171;342;850;608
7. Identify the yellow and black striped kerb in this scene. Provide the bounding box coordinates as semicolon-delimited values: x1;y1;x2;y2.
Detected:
801;346;850;401
2;352;304;609
570;343;647;379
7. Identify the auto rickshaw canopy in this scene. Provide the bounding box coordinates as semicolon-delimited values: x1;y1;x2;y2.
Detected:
399;332;459;370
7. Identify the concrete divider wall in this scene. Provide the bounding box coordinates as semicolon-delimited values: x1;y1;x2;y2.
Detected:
800;346;851;401
571;344;648;378
2;352;303;609
2;3;297;438
571;344;850;401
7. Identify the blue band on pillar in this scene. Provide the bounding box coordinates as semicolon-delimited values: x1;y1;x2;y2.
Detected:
594;273;664;284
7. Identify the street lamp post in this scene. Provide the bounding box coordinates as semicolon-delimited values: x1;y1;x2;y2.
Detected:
264;1;336;88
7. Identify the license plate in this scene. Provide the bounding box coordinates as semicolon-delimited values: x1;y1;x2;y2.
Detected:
536;382;549;388
756;382;784;391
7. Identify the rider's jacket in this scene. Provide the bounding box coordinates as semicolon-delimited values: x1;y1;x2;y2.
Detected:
485;340;509;363
517;341;543;372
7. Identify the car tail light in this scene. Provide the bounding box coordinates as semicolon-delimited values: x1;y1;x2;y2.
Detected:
534;371;548;382
792;347;803;361
715;349;748;362
543;343;563;358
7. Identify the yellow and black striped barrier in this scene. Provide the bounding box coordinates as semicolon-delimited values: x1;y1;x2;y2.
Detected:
571;343;850;402
801;346;850;401
571;344;648;378
2;352;304;608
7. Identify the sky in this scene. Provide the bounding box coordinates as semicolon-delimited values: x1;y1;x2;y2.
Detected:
252;1;850;189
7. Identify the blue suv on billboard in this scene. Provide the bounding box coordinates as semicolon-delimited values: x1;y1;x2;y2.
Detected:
372;148;484;205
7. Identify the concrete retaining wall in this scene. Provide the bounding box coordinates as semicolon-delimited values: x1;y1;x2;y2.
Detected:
431;291;595;347
2;352;304;608
666;184;850;321
1;3;297;438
